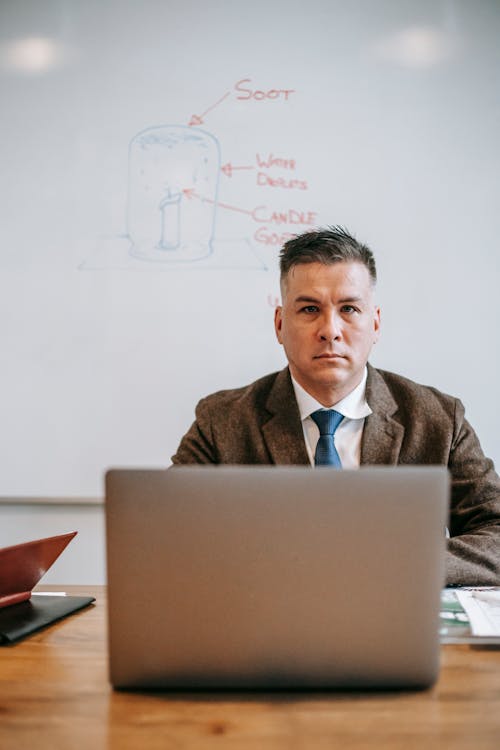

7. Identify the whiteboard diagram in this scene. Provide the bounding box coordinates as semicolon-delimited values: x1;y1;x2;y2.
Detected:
80;77;317;272
128;126;220;262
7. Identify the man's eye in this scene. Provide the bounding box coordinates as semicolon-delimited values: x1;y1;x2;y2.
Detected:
341;305;358;314
301;305;319;313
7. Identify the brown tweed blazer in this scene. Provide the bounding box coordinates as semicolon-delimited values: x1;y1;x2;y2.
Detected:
172;364;500;586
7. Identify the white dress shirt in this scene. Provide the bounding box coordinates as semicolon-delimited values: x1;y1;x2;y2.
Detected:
291;368;372;468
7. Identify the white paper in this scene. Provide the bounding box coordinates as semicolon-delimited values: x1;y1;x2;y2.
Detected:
455;589;500;637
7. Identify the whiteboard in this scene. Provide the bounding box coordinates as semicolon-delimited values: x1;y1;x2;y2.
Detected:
1;0;499;497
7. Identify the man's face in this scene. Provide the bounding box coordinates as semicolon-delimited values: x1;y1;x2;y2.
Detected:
274;261;380;405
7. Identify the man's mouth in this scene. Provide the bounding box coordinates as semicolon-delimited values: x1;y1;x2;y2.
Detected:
313;352;345;360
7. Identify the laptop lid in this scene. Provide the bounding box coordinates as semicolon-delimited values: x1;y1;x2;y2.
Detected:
0;532;77;608
105;466;448;690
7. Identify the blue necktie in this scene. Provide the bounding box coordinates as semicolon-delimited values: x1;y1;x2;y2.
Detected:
310;409;344;468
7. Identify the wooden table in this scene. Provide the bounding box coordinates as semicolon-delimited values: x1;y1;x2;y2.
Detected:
1;586;499;749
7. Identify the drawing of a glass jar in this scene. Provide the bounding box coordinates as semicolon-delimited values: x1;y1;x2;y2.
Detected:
127;126;220;261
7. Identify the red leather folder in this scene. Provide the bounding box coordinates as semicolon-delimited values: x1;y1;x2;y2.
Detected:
0;532;77;608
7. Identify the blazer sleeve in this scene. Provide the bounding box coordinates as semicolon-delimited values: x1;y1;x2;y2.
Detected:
171;397;218;464
446;398;500;585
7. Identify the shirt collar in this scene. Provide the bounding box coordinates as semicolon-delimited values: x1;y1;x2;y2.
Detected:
291;367;372;421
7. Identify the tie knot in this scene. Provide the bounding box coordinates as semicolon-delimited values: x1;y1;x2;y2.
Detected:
310;409;344;436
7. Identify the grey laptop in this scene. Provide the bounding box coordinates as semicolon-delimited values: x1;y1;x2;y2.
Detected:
105;466;448;690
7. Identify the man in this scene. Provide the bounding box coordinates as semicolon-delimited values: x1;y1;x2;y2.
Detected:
172;226;500;586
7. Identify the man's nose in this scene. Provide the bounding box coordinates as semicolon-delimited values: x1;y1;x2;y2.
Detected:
318;311;341;341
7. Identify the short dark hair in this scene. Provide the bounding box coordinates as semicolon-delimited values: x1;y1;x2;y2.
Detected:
279;225;377;286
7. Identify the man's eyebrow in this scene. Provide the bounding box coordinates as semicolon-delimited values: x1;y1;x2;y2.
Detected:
293;295;321;304
338;296;363;304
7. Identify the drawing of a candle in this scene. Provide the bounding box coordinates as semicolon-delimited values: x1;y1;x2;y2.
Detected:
127;125;220;261
159;190;181;250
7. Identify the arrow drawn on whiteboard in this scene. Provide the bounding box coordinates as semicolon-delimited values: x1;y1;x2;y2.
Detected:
182;188;254;216
221;162;255;177
188;91;231;126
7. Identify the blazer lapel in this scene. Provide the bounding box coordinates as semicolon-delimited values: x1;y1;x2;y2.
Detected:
360;365;405;465
261;368;310;465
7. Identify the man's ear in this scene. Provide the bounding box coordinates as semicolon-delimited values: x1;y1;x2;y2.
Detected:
274;306;283;344
373;306;381;343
